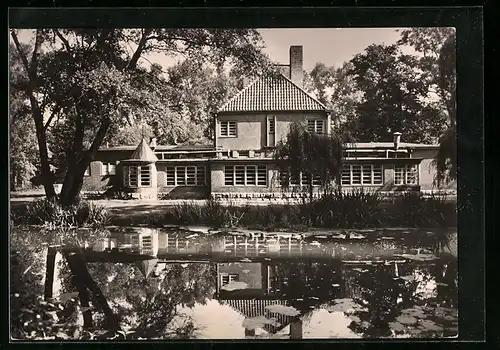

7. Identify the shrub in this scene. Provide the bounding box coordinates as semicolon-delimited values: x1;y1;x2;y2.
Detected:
155;192;455;229
395;192;456;228
11;198;109;229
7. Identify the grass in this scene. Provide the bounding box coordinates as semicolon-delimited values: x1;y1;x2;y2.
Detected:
11;190;456;230
106;190;456;230
10;197;110;229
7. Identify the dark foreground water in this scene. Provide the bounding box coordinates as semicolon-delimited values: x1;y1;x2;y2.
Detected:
11;226;458;340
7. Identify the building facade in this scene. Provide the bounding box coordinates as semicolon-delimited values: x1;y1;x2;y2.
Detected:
82;45;454;200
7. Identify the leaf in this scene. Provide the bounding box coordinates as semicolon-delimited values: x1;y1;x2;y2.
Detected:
56;331;70;339
73;327;81;339
265;304;300;316
242;316;279;330
389;321;406;332
396;315;418;325
58;292;80;302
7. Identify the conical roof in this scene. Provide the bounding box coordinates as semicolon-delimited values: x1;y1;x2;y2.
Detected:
126;138;158;163
135;258;159;278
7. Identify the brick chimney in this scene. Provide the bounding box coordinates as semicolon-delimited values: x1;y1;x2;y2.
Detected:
393;132;402;150
290;46;304;88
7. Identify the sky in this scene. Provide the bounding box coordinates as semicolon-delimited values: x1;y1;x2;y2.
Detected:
258;28;411;70
143;27;415;72
13;28;414;72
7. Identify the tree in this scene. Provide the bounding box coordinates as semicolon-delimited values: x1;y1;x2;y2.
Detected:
165;58;240;142
87;262;216;339
10;95;39;190
107;122;155;147
303;62;363;141
274;122;344;202
10;29;273;206
347;44;447;143
397;28;456;184
303;63;337;107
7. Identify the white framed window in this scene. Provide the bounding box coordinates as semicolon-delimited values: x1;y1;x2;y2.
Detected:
220;121;237;137
394;164;418;185
220;273;239;286
101;162;116;175
307;119;325;134
341;164;383;186
224;165;267;186
165;166;206;186
267;116;276;147
123;165;151;188
279;170;322;187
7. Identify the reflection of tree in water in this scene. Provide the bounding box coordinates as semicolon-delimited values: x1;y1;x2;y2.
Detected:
346;264;405;338
87;262;216;339
346;260;458;338
271;261;342;313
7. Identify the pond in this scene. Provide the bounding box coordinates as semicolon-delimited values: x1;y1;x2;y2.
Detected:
10;225;458;340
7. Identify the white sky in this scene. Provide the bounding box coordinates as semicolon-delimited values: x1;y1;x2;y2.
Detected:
142;28;415;71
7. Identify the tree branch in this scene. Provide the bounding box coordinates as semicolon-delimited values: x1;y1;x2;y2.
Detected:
10;31;32;77
54;29;73;55
43;106;60;131
127;28;153;70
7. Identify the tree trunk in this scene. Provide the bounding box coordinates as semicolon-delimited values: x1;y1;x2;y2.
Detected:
63;251;120;331
10;30;56;199
44;247;57;300
59;119;111;206
59;167;85;207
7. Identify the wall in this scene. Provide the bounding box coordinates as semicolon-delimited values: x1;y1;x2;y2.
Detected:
218;262;263;289
216;112;327;151
156;161;210;199
82;149;133;191
413;148;457;191
210;160;281;195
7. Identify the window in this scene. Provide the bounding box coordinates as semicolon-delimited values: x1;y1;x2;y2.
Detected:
279;170;322;187
140;166;151;186
394;164;418;185
307;119;325;134
267;116;276;147
128;166;138;187
341;164;383;186
220;121;237;137
224;165;267;186
165;166;206;186
220;273;239;286
101;162;116;175
124;165;151;188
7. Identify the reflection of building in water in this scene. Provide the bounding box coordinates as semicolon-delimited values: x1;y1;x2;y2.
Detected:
216;262;274;297
219;299;303;338
92;237;118;252
124;230;159;256
214;261;345;339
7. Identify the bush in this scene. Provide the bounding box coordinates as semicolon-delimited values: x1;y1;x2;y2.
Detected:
394;192;456;228
11;197;109;229
155;191;456;229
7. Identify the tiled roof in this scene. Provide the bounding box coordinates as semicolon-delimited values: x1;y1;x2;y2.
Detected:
219;74;327;113
220;299;291;333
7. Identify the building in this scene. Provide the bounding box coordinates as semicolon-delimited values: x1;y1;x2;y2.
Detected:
82;45;454;200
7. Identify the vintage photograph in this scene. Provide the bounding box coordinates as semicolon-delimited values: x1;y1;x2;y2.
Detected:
10;27;457;340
